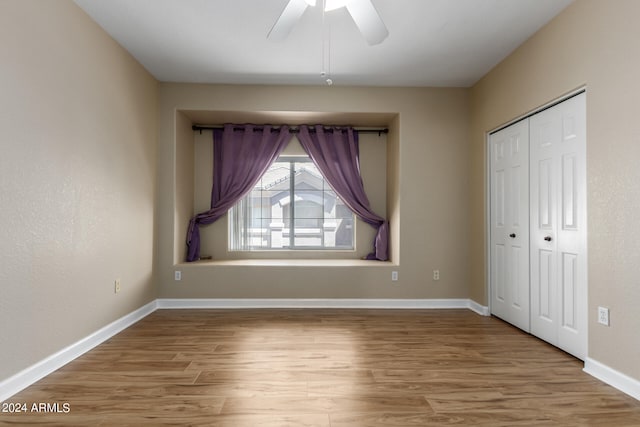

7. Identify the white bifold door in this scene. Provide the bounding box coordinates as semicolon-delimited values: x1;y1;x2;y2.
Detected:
529;94;587;359
490;120;531;333
490;92;587;360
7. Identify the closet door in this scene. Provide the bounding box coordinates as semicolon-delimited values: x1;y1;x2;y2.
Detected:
530;93;587;359
490;120;530;332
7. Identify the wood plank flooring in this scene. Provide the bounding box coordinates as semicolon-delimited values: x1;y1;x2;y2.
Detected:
2;309;640;426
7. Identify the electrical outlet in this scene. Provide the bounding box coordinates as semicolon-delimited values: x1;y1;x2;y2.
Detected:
391;271;398;281
598;306;610;326
114;279;121;294
433;270;440;281
174;270;182;281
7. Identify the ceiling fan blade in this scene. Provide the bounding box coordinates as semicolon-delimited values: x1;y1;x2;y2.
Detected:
268;0;310;41
345;0;389;45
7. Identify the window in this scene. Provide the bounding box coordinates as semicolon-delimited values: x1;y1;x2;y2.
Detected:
229;157;354;251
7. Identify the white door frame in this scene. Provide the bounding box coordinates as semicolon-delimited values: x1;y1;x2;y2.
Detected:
485;87;587;347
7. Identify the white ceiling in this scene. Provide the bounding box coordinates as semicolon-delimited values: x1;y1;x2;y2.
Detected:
74;0;573;87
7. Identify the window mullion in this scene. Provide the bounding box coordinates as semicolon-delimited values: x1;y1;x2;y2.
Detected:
289;161;295;249
261;183;265;249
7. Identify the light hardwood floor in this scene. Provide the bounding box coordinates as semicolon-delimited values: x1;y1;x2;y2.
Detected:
2;309;640;426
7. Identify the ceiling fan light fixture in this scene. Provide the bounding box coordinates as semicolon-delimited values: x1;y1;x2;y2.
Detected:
268;0;387;46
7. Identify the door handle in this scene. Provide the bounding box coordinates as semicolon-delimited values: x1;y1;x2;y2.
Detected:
509;233;516;238
544;236;552;242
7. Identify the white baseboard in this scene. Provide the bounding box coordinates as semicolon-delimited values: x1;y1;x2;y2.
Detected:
584;357;640;401
156;298;489;311
0;300;157;403
0;297;488;401
468;299;490;316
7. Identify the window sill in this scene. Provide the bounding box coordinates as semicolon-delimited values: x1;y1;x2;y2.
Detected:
179;259;394;267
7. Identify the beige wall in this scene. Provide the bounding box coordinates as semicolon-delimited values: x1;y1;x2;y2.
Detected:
0;0;158;381
158;84;469;300
175;111;195;264
469;0;640;380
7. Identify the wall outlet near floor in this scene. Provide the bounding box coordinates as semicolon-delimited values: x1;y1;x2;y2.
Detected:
597;306;610;326
391;271;398;281
114;279;121;294
174;270;182;281
433;270;440;281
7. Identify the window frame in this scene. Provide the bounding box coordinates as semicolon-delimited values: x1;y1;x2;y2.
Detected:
228;156;355;252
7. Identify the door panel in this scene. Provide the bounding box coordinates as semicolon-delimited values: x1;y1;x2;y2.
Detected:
538;248;553;321
490;120;530;332
512;164;523;227
562;252;578;330
495;244;505;302
538;158;553;228
495;170;505;227
530;93;587;359
562;154;577;229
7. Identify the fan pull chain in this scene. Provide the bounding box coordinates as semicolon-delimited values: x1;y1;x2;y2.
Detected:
321;0;333;85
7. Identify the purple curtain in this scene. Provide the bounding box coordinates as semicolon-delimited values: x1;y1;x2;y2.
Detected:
297;125;389;261
185;124;291;261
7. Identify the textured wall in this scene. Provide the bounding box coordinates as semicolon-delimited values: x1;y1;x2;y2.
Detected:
469;0;640;380
0;0;158;381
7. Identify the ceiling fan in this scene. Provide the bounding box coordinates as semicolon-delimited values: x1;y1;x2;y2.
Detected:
268;0;389;46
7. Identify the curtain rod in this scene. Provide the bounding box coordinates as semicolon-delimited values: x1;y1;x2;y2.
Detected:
192;124;389;136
